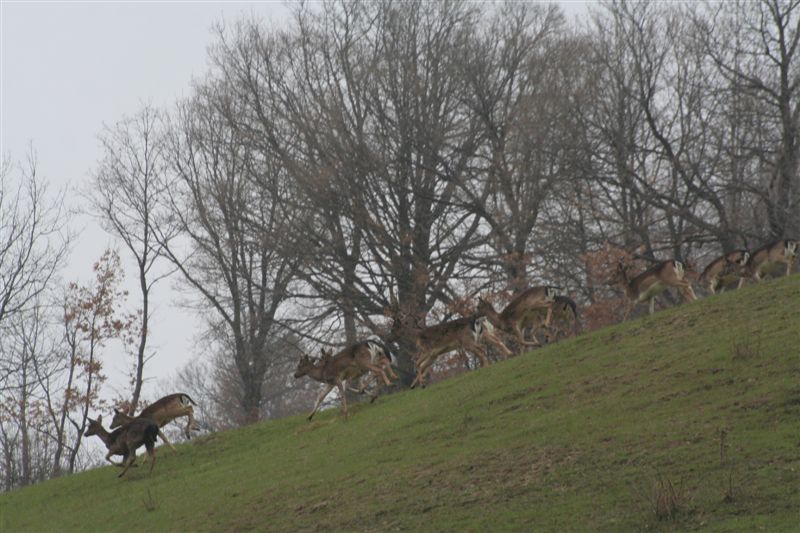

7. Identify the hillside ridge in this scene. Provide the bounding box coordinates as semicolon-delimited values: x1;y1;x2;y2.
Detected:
2;275;799;532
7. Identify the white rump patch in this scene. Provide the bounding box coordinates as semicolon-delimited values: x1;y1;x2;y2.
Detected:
673;261;685;279
739;252;750;266
472;317;488;343
366;341;383;361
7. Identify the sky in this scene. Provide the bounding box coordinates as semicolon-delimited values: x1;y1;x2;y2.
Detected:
1;1;290;401
1;0;592;404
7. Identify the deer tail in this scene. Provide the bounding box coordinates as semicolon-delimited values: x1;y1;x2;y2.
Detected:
181;393;198;406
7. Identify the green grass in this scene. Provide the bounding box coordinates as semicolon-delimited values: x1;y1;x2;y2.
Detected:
2;276;799;532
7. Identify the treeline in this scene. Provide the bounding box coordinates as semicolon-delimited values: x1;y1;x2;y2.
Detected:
2;0;799;491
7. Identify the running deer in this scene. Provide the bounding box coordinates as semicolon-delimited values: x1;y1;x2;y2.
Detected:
476;286;561;350
294;337;396;420
739;239;798;287
541;295;580;342
352;335;399;397
84;415;158;478
404;315;512;389
110;393;199;454
612;260;697;320
699;250;750;294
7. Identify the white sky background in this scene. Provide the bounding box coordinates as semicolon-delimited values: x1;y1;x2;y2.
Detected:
1;1;291;403
1;1;592;406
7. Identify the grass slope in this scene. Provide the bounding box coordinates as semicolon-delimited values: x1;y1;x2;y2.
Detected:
2;276;799;532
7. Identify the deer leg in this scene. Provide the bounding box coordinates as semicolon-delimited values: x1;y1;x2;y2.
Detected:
483;329;513;358
337;381;348;419
708;278;717;294
543;306;553;328
356;374;380;403
470;344;490;368
157;429;177;455
105;452;124;467
513;324;540;348
146;442;156;474
682;282;697;302
377;358;398;380
410;364;425;389
308;384;335;420
648;297;655;315
185;407;199;437
410;356;432;389
363;362;393;386
118;453;135;478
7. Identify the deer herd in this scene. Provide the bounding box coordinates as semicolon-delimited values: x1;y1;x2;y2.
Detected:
85;238;796;478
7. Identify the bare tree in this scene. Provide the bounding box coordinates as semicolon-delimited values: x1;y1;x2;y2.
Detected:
460;3;574;291
211;1;496;383
695;0;800;240
90;104;178;414
159;78;301;423
0;152;70;384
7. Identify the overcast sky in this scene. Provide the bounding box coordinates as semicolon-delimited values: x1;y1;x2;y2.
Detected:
1;1;290;401
1;1;591;404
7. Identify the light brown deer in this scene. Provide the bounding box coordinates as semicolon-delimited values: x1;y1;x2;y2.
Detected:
476;286;561;350
84;415;158;478
110;393;198;454
294;337;397;420
612;260;696;320
350;335;400;398
405;315;512;389
699;250;750;294
739;239;798;287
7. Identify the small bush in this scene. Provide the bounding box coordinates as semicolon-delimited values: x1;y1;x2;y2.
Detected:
643;473;691;521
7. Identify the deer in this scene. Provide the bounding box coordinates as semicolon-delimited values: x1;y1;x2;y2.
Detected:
699;250;750;294
611;259;697;320
540;295;580;342
110;393;199;455
738;239;798;287
84;415;159;478
294;337;397;420
404;315;512;389
476;285;561;351
350;335;399;397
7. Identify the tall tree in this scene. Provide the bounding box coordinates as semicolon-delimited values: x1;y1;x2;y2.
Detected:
0;152;69;358
215;1;493;382
696;0;800;240
90;105;177;414
159;80;300;424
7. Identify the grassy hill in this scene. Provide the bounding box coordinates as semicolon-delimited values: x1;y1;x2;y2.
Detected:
2;276;799;532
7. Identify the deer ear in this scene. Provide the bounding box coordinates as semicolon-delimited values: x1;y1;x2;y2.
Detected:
96;414;102;423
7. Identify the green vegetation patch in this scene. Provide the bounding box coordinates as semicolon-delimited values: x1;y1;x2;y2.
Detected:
2;276;798;532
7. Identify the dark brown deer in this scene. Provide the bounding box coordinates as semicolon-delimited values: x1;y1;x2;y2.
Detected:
84;415;158;478
612;260;696;320
110;393;198;454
